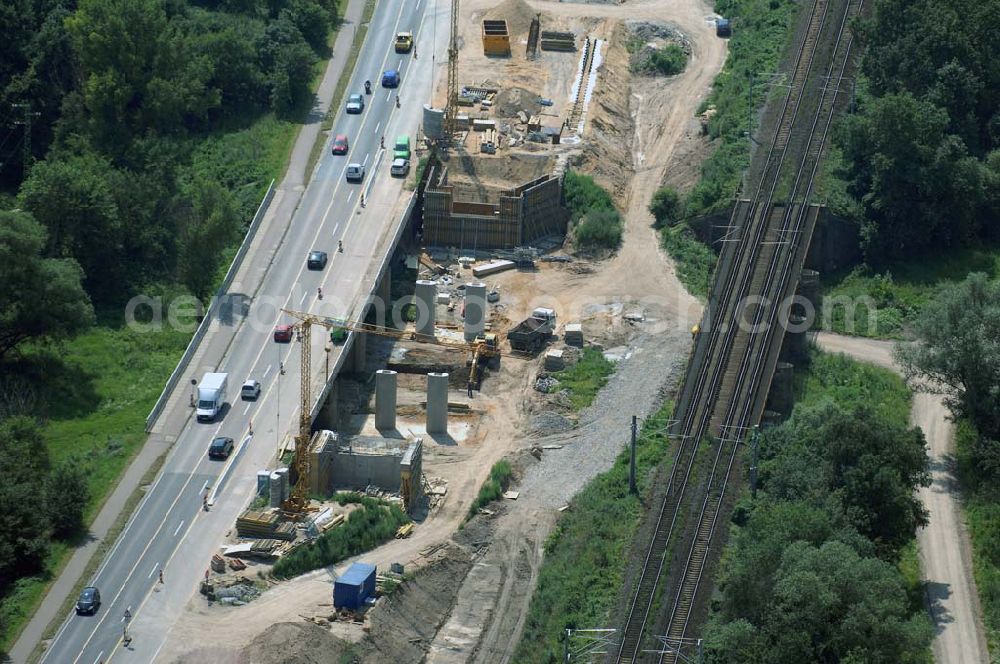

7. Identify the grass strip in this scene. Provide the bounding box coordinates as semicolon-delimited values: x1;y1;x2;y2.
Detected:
552;347;615;411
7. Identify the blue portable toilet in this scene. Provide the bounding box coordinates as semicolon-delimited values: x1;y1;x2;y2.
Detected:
334;562;377;609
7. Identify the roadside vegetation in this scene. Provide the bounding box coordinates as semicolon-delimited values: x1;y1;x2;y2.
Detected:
0;0;344;649
467;460;514;518
563;170;623;251
895;274;1000;653
272;493;409;579
703;350;933;662
514;404;674;662
647;0;800;296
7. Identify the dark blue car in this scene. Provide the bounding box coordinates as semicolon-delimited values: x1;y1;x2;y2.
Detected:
381;69;400;88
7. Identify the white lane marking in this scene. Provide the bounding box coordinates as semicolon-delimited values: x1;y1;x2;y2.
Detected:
299;291;308;305
375;121;381;134
348;190;355;201
243;402;251;415
364;152;370;166
263;363;272;377
93;652;104;664
148;563;159;579
397;58;403;70
173;520;185;537
201;481;209;494
333;222;340;235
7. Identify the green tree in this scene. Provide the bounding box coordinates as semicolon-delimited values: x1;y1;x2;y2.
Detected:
706;540;932;663
649;186;682;229
179;180;240;300
895;272;1000;443
0;210;95;360
0;417;52;591
45;461;90;539
17;150;125;301
761;402;929;555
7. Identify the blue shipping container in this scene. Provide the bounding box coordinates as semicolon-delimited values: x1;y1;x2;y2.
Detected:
334;562;377;609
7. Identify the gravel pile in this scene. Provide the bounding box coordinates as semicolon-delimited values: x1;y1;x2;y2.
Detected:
534;374;561;393
530;411;574;434
215;582;262;605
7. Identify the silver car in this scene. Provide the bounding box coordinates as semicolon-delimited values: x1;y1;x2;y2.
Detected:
346;93;364;114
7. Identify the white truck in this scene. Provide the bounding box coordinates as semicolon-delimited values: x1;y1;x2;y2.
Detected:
196;372;229;422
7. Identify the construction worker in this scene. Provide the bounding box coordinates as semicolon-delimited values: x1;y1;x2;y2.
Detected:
338;240;343;253
159;569;164;584
395;95;400;109
317;286;323;300
467;382;474;398
380;135;385;149
691;323;700;340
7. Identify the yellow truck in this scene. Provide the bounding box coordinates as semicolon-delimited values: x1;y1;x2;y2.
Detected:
394;31;413;53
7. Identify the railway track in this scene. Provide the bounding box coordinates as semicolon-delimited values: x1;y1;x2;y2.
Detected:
613;0;861;660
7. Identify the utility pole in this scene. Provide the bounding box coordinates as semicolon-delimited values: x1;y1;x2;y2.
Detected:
12;102;39;174
629;415;638;495
747;71;754;163
748;425;760;498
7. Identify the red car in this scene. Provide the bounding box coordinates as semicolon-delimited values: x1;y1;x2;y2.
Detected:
273;324;293;342
331;134;349;155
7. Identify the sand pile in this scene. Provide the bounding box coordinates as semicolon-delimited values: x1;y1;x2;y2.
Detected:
484;0;539;39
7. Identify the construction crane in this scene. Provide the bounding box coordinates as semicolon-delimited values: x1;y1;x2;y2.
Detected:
443;0;460;135
281;313;317;515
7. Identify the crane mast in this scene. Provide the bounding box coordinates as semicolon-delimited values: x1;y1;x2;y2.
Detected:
444;0;460;135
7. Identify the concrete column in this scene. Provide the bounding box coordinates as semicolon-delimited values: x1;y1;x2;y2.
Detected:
464;282;487;341
377;270;392;310
768;361;794;418
375;370;397;431
414;280;437;338
316;380;339;430
351;332;367;374
426;372;449;434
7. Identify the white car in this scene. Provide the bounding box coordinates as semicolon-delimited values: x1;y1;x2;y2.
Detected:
346;163;365;182
240;379;261;400
346;93;364;114
390;158;410;177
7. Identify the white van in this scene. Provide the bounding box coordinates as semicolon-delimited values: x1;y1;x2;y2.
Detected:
346;163;365;182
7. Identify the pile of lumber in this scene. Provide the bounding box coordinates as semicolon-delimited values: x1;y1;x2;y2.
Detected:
395;523;415;539
211;554;226;573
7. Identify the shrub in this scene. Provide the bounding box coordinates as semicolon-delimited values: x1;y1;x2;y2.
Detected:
649;186;683;229
271;496;409;578
646;44;687;75
660;224;717;299
563;170;616;222
574;209;623;250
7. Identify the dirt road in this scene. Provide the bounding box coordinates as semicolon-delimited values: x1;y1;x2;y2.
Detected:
816;332;989;664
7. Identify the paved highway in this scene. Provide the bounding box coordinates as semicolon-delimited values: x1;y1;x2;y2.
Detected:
39;0;438;660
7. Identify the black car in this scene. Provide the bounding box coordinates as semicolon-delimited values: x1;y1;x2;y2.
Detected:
307;250;328;270
208;436;235;459
76;586;100;615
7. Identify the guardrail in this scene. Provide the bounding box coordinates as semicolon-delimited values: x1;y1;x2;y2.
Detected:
145;179;277;431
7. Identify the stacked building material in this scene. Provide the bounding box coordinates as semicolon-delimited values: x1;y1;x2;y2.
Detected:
544;349;566;371
540;31;576;51
236;509;280;538
564;323;584;346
